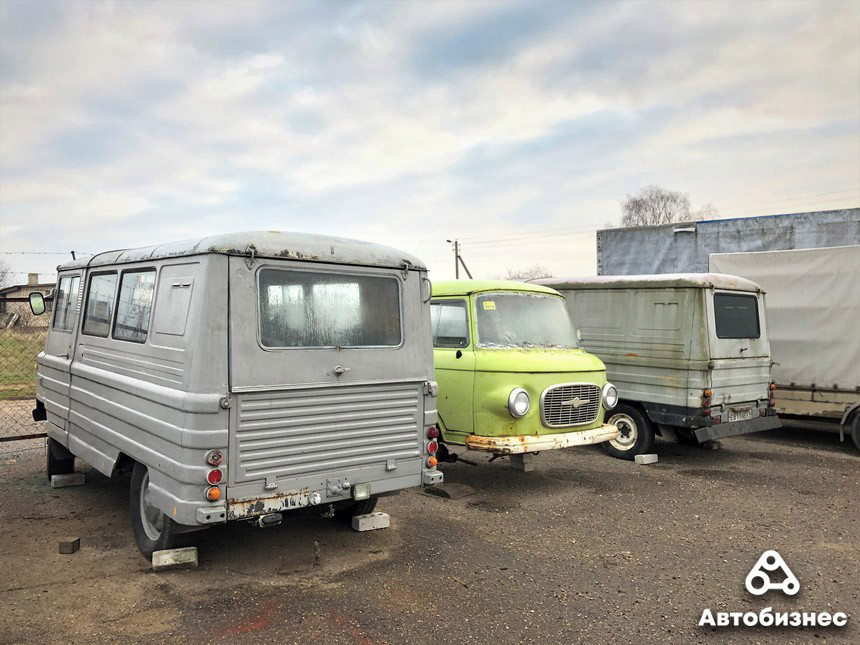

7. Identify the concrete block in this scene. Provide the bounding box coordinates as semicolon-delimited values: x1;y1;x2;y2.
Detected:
58;538;80;554
425;483;476;500
700;440;722;451
511;453;535;472
352;512;390;532
635;454;658;465
50;473;85;488
152;546;198;572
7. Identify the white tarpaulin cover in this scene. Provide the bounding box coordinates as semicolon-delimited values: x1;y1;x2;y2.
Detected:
710;245;860;390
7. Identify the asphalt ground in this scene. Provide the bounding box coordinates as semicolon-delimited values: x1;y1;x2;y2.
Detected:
0;420;856;644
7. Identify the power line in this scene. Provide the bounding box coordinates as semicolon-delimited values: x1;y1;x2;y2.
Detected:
464;228;596;248
459;222;597;244
717;189;860;212
0;251;92;256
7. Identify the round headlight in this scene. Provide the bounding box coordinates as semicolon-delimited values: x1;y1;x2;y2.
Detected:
508;388;531;418
602;383;618;410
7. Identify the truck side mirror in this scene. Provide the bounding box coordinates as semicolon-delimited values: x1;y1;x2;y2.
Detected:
29;292;46;316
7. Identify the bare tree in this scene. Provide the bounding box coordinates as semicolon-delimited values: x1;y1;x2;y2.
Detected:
692;202;718;221
501;264;553;281
620;186;695;227
0;258;11;288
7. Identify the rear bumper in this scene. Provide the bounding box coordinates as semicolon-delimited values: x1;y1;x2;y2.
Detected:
693;415;782;442
465;423;618;455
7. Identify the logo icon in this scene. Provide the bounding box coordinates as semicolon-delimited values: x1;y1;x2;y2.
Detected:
745;550;799;596
561;397;586;408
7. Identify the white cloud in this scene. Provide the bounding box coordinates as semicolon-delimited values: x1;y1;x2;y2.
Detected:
1;0;858;284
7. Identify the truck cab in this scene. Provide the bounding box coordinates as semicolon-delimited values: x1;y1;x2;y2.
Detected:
430;280;618;469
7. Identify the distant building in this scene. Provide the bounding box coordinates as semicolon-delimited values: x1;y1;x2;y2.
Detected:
596;208;860;275
0;273;55;328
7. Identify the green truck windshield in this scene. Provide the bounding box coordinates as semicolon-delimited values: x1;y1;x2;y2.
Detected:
475;292;578;349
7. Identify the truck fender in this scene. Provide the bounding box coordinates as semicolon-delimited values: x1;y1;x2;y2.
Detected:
839;403;860;427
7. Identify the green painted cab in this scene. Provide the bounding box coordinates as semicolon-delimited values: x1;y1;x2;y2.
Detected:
430;280;619;460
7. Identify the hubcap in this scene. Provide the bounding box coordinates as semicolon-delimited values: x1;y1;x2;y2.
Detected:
139;470;164;541
609;413;638;450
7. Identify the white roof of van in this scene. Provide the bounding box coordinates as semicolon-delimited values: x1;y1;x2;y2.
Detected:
534;273;763;292
58;231;426;272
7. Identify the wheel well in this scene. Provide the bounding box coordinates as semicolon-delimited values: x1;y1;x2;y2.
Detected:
606;400;660;434
840;403;860;427
112;453;136;478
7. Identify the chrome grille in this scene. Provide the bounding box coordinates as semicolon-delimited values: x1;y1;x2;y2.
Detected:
541;383;601;428
233;383;422;484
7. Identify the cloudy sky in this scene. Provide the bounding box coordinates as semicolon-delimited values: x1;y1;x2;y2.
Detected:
1;0;858;283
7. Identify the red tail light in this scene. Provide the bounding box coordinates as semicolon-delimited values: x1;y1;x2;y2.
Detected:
427;426;440;439
703;407;711;416
207;469;223;485
427;440;438;455
768;398;776;408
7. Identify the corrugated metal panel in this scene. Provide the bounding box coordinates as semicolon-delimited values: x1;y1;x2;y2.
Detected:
597;208;860;275
234;383;422;483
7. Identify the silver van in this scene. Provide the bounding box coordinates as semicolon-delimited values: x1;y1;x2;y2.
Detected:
29;232;442;558
535;274;781;458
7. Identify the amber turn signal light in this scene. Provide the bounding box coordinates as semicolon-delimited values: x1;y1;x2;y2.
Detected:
205;486;221;501
703;389;712;397
427;456;438;468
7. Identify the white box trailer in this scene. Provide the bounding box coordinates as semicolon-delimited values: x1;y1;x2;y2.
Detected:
709;245;860;450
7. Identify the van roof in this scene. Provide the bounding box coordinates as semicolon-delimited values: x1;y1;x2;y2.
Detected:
57;231;426;272
432;280;561;297
533;273;763;292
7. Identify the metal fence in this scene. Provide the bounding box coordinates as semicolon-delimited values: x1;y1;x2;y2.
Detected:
0;327;47;444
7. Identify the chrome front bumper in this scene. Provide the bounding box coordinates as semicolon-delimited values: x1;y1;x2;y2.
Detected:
465;423;618;455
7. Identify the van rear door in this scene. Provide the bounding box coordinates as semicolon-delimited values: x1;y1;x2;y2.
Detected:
706;289;771;408
226;257;429;501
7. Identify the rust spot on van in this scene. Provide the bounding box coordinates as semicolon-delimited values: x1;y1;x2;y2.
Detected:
625;353;638;357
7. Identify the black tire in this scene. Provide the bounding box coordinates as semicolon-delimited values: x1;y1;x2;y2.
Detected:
333;496;379;522
129;462;185;559
46;438;75;481
602;404;655;460
851;414;860;453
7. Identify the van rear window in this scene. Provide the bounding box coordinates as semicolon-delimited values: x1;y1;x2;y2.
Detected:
713;293;760;339
258;269;401;348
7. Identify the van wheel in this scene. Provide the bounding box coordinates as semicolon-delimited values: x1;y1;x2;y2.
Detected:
129;462;185;559
46;438;75;481
603;404;654;460
333;496;378;521
851;415;860;452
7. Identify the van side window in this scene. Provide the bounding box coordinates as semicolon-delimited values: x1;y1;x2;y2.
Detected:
714;293;760;339
82;273;118;337
430;300;469;348
52;275;80;332
113;269;157;343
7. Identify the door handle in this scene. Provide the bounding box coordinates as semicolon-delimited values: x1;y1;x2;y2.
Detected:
333;365;351;376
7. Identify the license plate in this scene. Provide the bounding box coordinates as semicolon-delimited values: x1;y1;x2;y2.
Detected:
728;406;753;422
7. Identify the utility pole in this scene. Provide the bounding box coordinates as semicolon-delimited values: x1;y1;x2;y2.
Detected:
446;239;473;279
